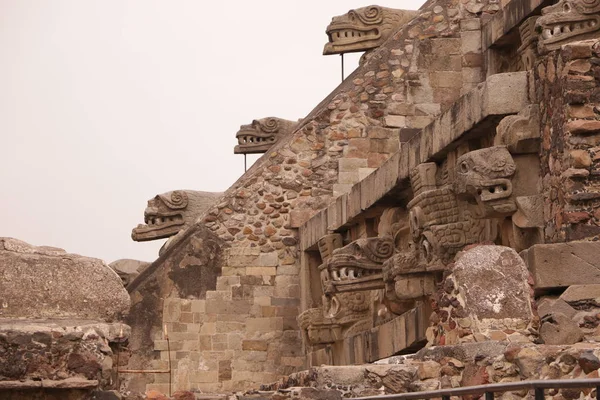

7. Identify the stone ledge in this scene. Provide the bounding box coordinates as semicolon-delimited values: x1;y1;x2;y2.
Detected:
0;378;98;390
300;72;531;251
481;0;544;51
522;241;600;294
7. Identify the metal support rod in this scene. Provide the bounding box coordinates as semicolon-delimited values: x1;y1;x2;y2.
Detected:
341;53;345;82
167;336;172;396
116;323;172;396
535;387;545;400
244;154;247;172
485;391;494;400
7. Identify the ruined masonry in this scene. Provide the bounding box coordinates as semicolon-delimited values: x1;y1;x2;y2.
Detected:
2;0;600;398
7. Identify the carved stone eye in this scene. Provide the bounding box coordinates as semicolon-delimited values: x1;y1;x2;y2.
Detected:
171;191;184;204
460;161;469;173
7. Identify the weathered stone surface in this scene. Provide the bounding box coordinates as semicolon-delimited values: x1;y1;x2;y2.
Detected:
537;297;577;319
0;238;129;321
323;6;418;55
560;284;600;305
539;313;583;345
109;258;150;286
451;246;533;331
234;117;298;155
523;242;600;293
132;190;222;245
0;319;128;391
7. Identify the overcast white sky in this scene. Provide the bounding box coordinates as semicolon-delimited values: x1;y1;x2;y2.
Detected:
0;0;423;263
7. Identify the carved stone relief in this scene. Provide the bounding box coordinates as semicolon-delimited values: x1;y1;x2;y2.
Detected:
299;209;404;345
234;117;298;155
323;6;418;55
536;0;600;53
131;190;221;243
518;16;540;70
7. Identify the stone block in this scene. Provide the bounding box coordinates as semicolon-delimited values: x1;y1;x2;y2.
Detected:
339;158;368;172
462;67;483;83
522;242;600;293
431;38;461;55
242;340;269;351
358;167;377;180
394;275;436;300
461;18;481;31
384;115;407;128
0;238;129;321
429;71;463;88
540;312;583;345
366;126;397;139
289;210;313;228
246;317;283;333
536;297;577;319
333;183;353;196
258;252;278;267
452;246;533;331
461;30;482;54
338;171;360;184
482;72;529;116
246;267;277;276
189;371;218;383
560;284;600;304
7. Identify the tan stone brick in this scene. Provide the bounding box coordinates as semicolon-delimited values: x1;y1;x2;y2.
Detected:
182;340;199;351
281;356;305;367
339;158;368;171
216;321;244;333
205;299;251;315
179;312;194;324
221;267;246;276
242;340;269;351
384;115;406;127
289;209;313;228
276;264;300;275
461;30;482;54
462;67;483;83
200;322;216;335
258;252;278;267
333;183;353;196
431;38;461;54
254;296;271;306
253;285;274;296
206;290;232;301
246;266;277;276
407;116;433;129
460;18;481;31
190;300;206;313
167;332;198;341
189;371;218;383
430;71;462;88
338;171;360;184
228;247;260;257
216;276;241;291
246;317;283;333
415;103;441;116
199;335;212;351
366;126;397;139
387;102;415;115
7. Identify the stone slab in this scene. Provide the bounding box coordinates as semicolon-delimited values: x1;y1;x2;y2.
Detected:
0;238;130;321
522;241;600;293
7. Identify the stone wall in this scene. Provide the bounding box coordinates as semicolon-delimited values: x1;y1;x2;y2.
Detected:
124;0;495;393
255;342;600;400
537;39;600;242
